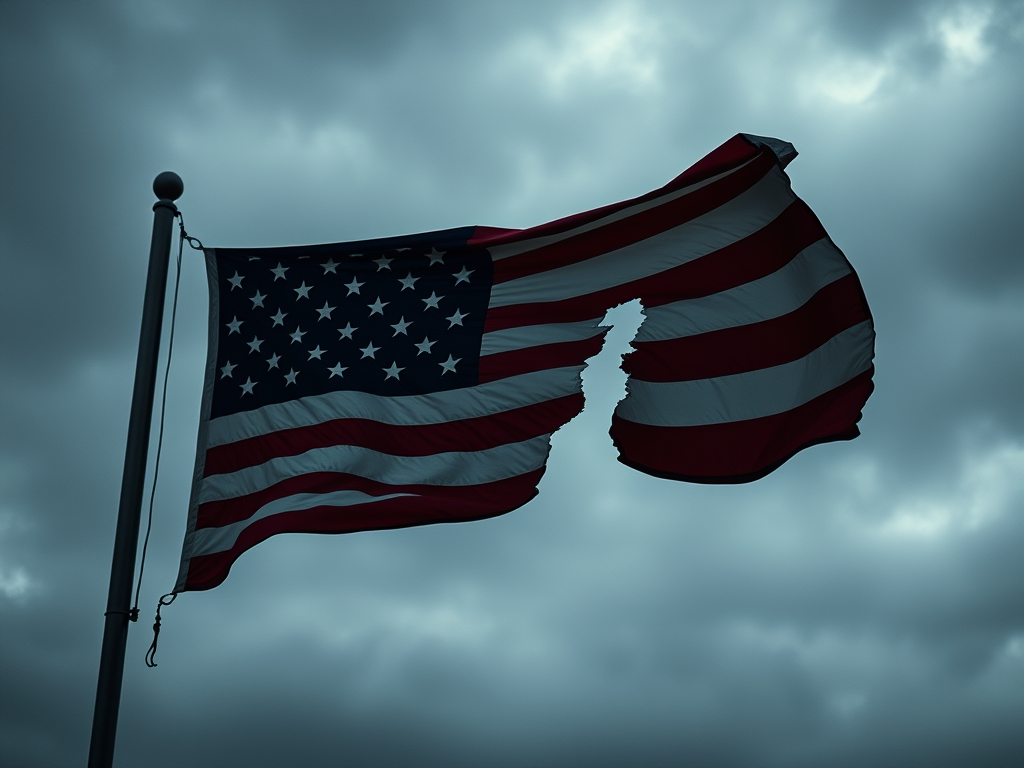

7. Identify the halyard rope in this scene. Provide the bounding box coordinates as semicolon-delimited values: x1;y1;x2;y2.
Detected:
131;212;202;665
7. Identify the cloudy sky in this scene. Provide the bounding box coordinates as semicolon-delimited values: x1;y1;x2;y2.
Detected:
2;1;1023;766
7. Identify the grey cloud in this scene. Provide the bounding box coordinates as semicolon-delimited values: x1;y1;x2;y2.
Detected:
828;0;943;51
2;1;1023;767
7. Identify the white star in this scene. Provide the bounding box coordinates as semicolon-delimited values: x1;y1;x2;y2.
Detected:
266;352;281;369
344;277;364;295
390;317;412;336
284;369;299;386
328;363;347;378
398;273;419;291
439;354;461;375
294;281;312;300
220;361;236;379
453;266;473;285
246;336;264;354
308;345;325;360
373;255;393;271
414;337;435;355
337;323;356;340
427;248;445;266
446;308;467;327
422;291;442;310
289;327;306;344
270;309;287;327
368;297;389;316
228;272;244;290
271;263;289;281
383;362;404;380
226;316;243;334
250;290;266;309
240;377;256;395
359;342;378;359
316;302;336;321
322;258;339;273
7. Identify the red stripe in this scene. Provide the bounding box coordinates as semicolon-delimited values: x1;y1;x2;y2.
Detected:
204;395;583;477
198;457;552;529
610;370;874;482
467;135;763;250
478;335;607;384
200;472;412;529
623;275;871;382
483;201;825;333
662;135;763;191
491;152;776;285
631;201;827;308
469;225;520;241
485;290;631;333
185;469;545;591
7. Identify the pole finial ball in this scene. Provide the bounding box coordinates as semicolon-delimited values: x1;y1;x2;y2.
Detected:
153;171;184;201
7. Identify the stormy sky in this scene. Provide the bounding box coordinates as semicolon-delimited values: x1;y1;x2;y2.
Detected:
1;1;1022;766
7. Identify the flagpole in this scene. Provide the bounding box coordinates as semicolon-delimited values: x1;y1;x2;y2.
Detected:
87;172;183;768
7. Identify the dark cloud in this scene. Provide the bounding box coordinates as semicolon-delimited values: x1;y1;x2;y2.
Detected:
829;0;938;48
2;1;1023;766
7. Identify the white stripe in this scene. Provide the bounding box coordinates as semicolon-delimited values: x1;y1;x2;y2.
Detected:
635;239;851;341
190;490;416;557
489;168;795;308
199;434;553;504
207;367;585;448
480;319;607;356
487;157;758;261
615;321;874;427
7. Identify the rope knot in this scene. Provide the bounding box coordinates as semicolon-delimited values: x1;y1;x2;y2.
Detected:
175;210;205;250
144;593;177;668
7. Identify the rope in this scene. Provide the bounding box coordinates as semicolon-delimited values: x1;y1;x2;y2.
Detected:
139;215;204;667
130;216;187;622
177;211;205;251
129;214;204;670
145;593;177;667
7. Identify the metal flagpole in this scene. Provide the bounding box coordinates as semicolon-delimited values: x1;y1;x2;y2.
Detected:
87;172;183;768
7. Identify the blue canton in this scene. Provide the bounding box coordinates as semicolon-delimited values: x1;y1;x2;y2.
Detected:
211;239;492;418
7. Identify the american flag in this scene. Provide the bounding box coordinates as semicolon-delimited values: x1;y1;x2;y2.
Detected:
175;134;875;592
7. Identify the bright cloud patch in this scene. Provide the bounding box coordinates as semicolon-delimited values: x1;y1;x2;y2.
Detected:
504;5;661;97
934;4;994;68
809;58;888;105
878;441;1024;539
